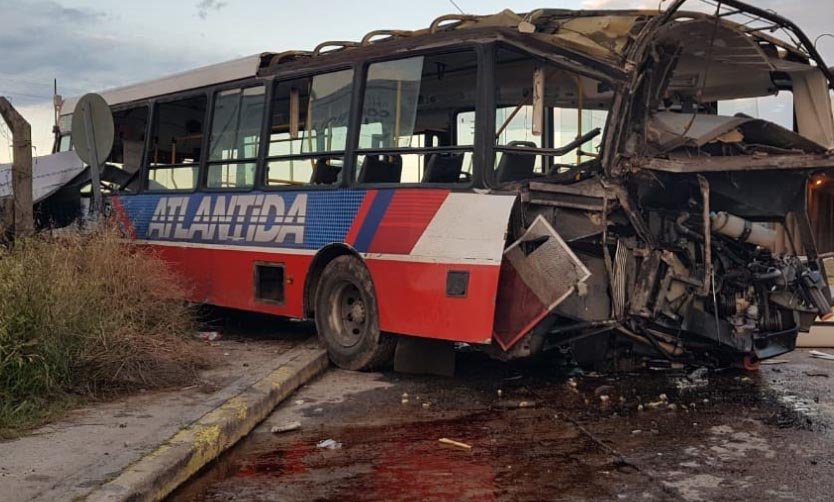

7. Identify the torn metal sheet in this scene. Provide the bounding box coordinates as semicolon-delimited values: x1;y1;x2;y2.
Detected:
493;215;591;350
0;151;85;203
648;112;827;153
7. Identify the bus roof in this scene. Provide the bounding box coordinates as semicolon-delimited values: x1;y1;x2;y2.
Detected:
59;4;829;115
60;53;271;114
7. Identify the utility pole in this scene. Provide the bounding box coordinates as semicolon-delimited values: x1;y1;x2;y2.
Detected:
0;97;34;238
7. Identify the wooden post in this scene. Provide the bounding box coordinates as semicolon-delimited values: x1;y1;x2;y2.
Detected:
0;97;34;238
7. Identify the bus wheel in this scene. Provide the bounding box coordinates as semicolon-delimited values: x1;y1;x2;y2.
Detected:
314;255;395;371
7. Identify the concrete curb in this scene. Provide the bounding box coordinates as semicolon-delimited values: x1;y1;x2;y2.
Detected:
84;344;329;502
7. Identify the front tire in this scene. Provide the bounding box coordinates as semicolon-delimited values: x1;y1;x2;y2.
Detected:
314;255;395;370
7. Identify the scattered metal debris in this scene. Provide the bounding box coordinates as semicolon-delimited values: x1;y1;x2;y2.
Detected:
438;438;472;451
270;422;301;434
809;350;834;361
316;439;342;450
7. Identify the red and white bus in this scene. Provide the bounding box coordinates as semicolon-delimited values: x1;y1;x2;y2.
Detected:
51;2;834;370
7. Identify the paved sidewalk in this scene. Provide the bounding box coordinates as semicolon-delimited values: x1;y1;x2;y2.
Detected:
0;334;313;502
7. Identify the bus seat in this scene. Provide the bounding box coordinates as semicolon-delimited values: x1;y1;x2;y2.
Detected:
421;152;464;183
358;154;402;183
310;158;340;184
496;141;537;183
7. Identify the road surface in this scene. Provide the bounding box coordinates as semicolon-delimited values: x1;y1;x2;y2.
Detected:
173;348;834;501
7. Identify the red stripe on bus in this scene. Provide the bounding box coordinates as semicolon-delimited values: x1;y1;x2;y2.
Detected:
344;190;377;246
111;196;137;239
367;258;500;343
143;242;501;345
367;189;448;254
146;243;311;318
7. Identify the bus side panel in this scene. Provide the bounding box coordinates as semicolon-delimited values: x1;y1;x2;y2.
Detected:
367;259;501;343
352;191;517;344
208;247;311;317
146;242;214;302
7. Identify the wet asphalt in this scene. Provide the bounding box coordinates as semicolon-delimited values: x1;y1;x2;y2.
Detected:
171;347;834;502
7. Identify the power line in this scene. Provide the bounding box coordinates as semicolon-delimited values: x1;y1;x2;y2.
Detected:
447;0;464;14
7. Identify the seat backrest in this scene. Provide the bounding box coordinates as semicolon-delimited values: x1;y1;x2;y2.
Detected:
496;141;537;183
358;155;402;183
421;152;464;183
309;158;340;185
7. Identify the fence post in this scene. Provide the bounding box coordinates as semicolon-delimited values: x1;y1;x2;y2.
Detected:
0;97;34;238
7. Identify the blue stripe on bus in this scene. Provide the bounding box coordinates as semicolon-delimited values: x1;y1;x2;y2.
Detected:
353;189;395;252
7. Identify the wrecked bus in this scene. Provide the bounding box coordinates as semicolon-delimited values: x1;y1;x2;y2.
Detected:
32;0;834;370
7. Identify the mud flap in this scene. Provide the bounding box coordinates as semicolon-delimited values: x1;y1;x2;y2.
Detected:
493;215;591;350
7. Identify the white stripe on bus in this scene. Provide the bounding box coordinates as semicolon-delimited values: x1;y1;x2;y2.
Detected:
134;239;501;266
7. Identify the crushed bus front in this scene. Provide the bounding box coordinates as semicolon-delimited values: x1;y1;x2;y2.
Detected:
488;1;834;370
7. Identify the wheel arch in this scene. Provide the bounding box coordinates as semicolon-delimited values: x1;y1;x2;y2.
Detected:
303;243;365;319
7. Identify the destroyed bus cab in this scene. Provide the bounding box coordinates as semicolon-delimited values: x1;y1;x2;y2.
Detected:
37;0;834;370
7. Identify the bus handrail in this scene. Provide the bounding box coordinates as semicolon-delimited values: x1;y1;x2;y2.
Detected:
312;41;361;57
361;30;414;47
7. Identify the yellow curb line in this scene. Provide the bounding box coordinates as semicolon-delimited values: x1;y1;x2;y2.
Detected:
85;345;329;502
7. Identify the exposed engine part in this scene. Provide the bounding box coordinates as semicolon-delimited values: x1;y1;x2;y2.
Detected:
711;211;778;249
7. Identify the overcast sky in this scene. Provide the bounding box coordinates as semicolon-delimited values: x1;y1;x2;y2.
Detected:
1;0;834;162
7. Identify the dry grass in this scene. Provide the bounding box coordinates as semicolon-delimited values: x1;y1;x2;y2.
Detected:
0;226;207;434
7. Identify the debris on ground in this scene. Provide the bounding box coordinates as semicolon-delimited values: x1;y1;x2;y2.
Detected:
593;385;614;397
270;421;302;434
438;438;472;450
316;439;342;450
804;371;830;378
761;359;790;365
809;350;834;361
197;332;222;342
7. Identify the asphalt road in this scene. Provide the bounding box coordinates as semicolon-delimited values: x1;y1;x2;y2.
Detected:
172;348;834;501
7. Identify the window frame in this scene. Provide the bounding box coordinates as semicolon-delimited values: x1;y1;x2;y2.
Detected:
142;90;211;194
261;65;358;192
106;102;152;194
202;82;269;192
484;42;615;190
351;45;484;189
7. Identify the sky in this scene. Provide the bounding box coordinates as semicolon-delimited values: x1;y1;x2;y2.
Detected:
1;0;834;162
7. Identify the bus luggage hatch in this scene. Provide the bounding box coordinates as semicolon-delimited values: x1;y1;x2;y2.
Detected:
493;215;591;350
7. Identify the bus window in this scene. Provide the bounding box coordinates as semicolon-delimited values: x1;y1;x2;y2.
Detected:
56;114;73;152
718;92;794;130
356;50;477;184
107;106;149;192
145;95;207;191
207;86;265;189
492;47;612;184
265;69;353;187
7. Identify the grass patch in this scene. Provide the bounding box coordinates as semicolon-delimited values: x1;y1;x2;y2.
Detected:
0;227;207;436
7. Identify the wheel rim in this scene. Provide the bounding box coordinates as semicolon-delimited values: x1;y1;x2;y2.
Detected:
327;281;367;348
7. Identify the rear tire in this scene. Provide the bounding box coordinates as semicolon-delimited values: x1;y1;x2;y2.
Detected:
314;255;395;371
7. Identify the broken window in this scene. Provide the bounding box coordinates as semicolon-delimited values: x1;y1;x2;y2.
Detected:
146;95;207;191
265;69;353;186
207;86;265;189
491;47;611;184
356;51;478;184
649;17;834;153
56;114;73;153
107;106;149;192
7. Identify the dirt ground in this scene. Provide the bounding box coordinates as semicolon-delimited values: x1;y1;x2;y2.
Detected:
173;348;834;502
